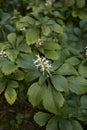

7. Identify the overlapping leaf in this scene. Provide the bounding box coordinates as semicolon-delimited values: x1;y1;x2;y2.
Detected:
43;84;64;114
46;116;58;130
27;82;46;106
51;75;69;92
34;112;51;126
1;61;18;75
26;28;39;45
68;76;87;95
57;63;78;75
4;87;17;105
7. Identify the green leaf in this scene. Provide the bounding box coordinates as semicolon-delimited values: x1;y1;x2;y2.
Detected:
52;90;65;108
79;64;87;78
80;20;87;28
80;95;87;109
74;27;81;36
26;28;39;45
6;49;19;62
53;11;65;19
7;33;16;45
72;9;87;19
51;75;69;92
72;10;78;18
38;47;44;54
43;42;61;50
20;16;35;25
57;63;78;75
59;119;72;130
16;35;23;46
0;78;6;94
45;50;59;60
34;112;51;126
65;57;80;66
43;84;64;114
16;54;35;69
0;58;8;67
68;76;87;95
51;23;63;34
59;33;68;45
78;11;87;19
64;0;75;7
11;70;24;81
0;70;3;78
27;83;46;107
18;44;31;53
41;25;51;36
46;116;58;130
7;80;19;88
76;0;85;8
0;42;10;50
69;47;80;55
71;120;83;130
1;61;18;75
38;74;48;85
4;87;17;105
51;59;63;71
25;70;40;82
1;13;10;23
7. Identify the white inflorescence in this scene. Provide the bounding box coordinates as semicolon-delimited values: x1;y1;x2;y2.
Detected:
85;46;87;56
33;54;52;74
35;39;43;47
20;27;26;31
45;0;55;5
0;50;7;57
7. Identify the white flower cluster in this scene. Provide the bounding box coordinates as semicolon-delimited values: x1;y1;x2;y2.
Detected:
34;54;52;74
20;27;26;31
0;50;7;57
35;38;43;47
45;0;55;6
85;46;87;56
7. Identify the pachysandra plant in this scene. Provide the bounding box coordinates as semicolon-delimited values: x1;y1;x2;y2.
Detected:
0;0;87;130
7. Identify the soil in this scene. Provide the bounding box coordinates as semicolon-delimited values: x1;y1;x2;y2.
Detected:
0;101;45;130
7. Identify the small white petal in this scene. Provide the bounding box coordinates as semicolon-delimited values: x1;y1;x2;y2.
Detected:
42;57;46;62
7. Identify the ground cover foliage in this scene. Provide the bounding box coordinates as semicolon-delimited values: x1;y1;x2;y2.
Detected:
0;0;87;129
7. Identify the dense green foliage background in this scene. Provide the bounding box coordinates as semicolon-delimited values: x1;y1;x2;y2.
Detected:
0;0;87;130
